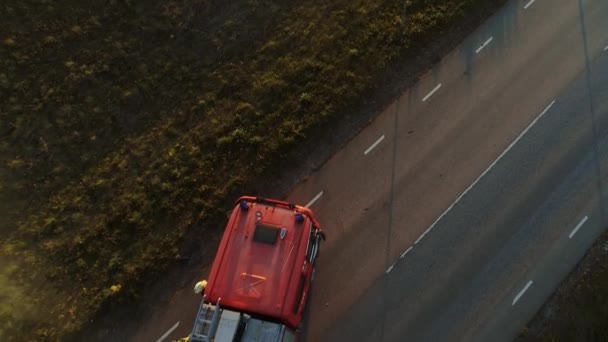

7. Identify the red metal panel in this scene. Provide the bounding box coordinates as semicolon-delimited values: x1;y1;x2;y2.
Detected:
205;196;319;329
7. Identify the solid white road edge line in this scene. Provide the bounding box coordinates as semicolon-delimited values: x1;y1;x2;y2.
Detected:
386;264;395;274
569;215;589;239
512;280;533;306
524;0;536;10
476;37;494;54
422;83;442;102
414;99;556;245
157;321;180;342
604;45;608;52
364;135;386;155
305;191;324;208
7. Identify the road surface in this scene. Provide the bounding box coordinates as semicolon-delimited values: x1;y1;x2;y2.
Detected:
299;0;608;340
139;0;608;340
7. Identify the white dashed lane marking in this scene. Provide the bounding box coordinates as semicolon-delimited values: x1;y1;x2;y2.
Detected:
157;321;180;342
305;191;324;208
476;37;494;54
512;280;533;306
364;135;386;155
422;83;442;102
568;216;588;239
524;0;536;10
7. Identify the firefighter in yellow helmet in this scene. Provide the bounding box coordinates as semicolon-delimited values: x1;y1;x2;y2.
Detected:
194;279;208;296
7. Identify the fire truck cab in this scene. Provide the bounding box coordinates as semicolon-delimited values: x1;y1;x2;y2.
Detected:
187;196;325;342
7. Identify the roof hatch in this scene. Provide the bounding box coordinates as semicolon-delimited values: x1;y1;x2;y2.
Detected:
252;224;280;245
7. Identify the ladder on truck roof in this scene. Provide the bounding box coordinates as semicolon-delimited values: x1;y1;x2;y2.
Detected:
190;297;241;342
189;296;220;342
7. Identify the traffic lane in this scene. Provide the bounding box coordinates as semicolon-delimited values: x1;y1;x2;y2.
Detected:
473;124;608;341
470;49;608;339
286;101;397;250
284;100;398;341
322;40;608;341
394;168;600;342
429;126;608;342
305;195;391;342
587;5;608;216
291;106;397;340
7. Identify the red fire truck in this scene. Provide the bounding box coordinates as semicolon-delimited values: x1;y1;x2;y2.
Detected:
186;196;325;342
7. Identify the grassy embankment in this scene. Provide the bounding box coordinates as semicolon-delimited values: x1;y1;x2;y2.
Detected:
1;0;504;339
517;229;608;341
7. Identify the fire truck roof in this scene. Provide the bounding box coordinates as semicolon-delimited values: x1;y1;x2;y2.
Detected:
205;197;315;324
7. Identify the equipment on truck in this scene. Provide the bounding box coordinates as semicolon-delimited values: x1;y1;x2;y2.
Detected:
182;196;325;342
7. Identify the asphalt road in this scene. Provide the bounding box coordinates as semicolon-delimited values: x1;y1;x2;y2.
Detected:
294;0;608;341
138;0;608;341
319;40;608;342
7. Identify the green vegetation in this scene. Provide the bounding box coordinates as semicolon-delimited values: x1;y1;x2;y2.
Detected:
1;0;503;339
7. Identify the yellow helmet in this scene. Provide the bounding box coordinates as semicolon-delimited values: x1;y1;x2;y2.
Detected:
194;280;208;294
